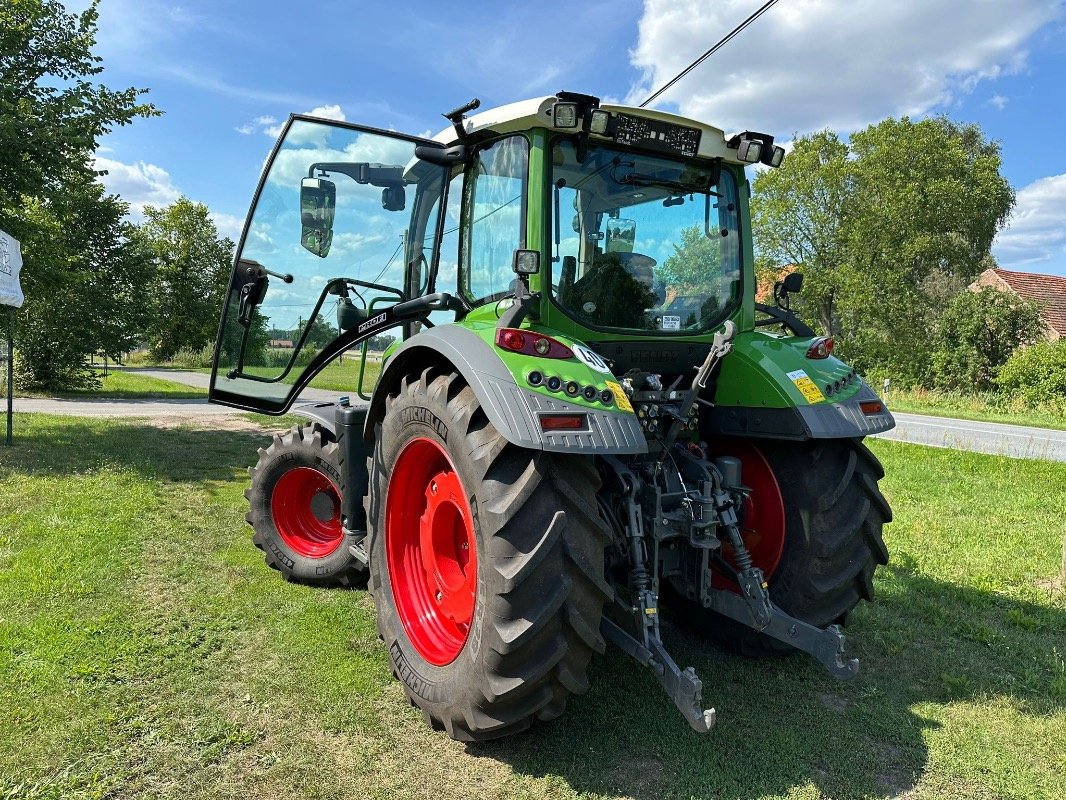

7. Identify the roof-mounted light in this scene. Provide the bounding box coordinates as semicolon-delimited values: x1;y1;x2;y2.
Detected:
552;102;579;128
737;139;762;163
588;109;611;135
728;131;786;168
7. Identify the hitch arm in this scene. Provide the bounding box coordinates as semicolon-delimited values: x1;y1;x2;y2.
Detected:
600;616;716;733
705;586;859;679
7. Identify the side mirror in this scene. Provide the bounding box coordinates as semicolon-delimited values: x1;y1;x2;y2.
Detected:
300;177;336;258
773;271;803;311
606;218;636;253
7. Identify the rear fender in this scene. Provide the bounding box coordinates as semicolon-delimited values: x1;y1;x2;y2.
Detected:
365;325;647;455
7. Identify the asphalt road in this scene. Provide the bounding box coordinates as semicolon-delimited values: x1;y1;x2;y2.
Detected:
11;368;342;418
10;369;1066;462
875;411;1066;462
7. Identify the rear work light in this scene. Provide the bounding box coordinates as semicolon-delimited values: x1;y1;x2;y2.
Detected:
539;413;587;431
806;337;834;359
495;328;574;359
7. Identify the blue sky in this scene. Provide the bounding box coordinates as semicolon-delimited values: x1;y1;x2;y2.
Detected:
82;0;1066;276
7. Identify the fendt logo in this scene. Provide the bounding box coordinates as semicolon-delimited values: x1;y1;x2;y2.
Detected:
357;312;387;333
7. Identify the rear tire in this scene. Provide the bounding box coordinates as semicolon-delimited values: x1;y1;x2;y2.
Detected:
670;437;891;655
246;424;368;587
367;368;612;741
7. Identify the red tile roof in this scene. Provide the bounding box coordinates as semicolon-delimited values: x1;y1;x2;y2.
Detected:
976;268;1066;339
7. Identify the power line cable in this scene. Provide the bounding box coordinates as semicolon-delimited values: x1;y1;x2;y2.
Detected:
639;0;782;109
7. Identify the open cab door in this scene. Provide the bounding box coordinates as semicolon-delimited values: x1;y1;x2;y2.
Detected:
210;116;453;413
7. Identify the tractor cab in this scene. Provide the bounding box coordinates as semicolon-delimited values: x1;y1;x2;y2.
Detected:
209;93;776;413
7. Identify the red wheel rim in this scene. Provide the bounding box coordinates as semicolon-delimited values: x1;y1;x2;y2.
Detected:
714;441;786;591
385;437;478;666
271;467;344;558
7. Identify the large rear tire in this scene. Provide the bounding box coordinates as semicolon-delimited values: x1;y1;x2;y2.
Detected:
671;437;890;655
246;424;368;587
367;368;612;741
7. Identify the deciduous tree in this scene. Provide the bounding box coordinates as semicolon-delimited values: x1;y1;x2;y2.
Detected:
751;118;1014;383
134;198;234;361
931;287;1043;391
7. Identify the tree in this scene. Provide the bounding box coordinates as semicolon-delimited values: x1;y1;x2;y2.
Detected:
0;0;157;389
8;168;154;389
751;118;1014;383
751;131;852;336
931;287;1043;391
133;198;234;361
0;1;156;208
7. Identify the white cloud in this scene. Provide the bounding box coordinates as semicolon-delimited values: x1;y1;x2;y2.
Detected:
988;94;1010;111
628;0;1060;135
239;104;348;141
92;156;181;218
210;212;245;242
993;174;1066;272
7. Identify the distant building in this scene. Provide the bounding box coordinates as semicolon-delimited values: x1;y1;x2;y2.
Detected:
972;268;1066;342
270;339;295;349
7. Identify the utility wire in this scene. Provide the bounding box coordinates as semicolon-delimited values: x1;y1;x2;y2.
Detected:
639;0;782;109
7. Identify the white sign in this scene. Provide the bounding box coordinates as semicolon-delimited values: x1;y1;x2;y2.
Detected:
0;231;24;308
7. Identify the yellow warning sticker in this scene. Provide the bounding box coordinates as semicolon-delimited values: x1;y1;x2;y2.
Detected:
606;380;633;412
786;369;825;404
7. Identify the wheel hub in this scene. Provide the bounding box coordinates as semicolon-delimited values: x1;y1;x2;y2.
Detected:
715;441;786;589
385;437;478;666
271;467;344;558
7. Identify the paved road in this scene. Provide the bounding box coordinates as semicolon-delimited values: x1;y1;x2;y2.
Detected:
12;369;1066;462
11;368;344;418
874;411;1066;462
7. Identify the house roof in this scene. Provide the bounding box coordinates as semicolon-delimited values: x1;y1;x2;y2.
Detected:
979;268;1066;338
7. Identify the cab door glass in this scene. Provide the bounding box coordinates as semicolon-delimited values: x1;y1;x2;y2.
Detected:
461;136;528;304
211;119;448;412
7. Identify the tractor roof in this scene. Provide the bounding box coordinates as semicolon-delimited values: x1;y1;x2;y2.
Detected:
433;95;744;166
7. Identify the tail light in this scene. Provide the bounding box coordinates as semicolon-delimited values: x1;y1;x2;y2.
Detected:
539;414;587;431
495;328;573;359
806;337;834;359
859;401;884;415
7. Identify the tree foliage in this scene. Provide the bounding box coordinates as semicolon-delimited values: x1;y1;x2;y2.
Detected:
1;0;157;389
133;198;234;361
0;1;156;207
996;340;1066;407
751;118;1015;383
8;170;154;389
930;287;1043;391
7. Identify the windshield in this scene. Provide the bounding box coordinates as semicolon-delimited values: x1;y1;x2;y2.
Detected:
550;140;741;334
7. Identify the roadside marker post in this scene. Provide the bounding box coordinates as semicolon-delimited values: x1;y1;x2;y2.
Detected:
0;230;25;446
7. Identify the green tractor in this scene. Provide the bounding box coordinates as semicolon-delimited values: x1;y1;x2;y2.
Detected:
209;92;893;740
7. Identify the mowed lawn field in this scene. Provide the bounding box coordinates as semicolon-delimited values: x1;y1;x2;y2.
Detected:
0;415;1063;800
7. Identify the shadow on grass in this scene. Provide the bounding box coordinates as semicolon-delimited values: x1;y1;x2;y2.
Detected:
473;563;1065;800
5;417;1063;798
0;415;273;484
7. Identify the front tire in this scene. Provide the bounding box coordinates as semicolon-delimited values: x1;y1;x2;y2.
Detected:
246;424;368;587
367;368;612;741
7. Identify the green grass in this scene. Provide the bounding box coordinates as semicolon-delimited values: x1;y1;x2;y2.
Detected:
885;386;1066;431
11;370;206;400
1;416;1063;799
195;356;382;395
